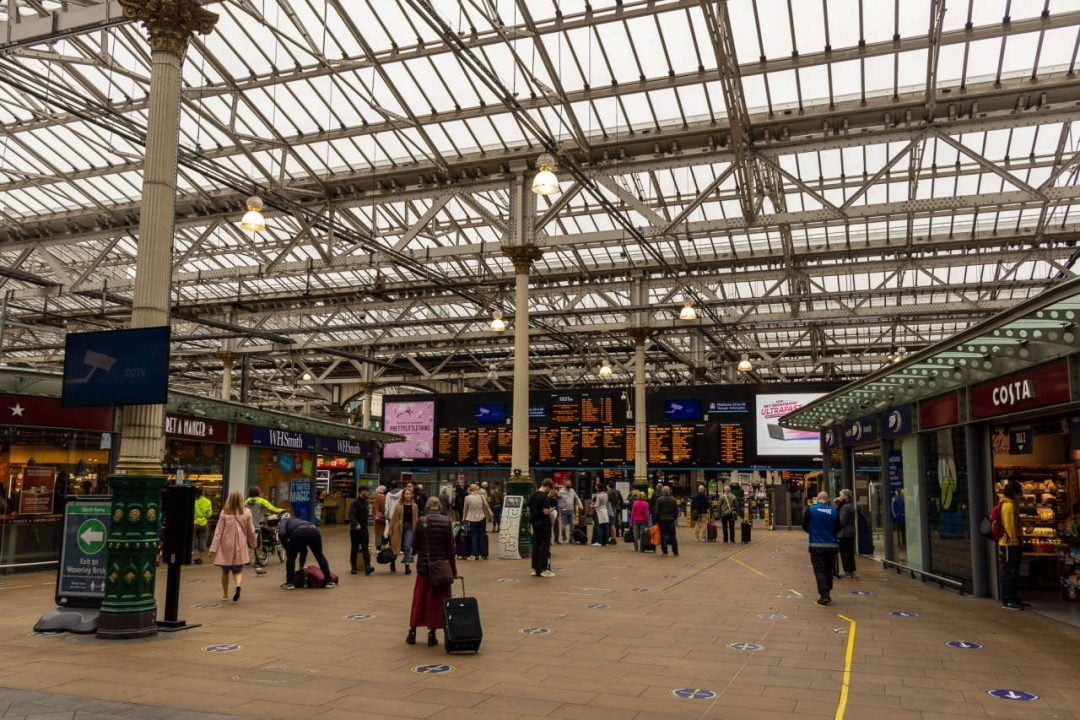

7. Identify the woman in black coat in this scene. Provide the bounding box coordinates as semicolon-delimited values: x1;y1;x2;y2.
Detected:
408;497;459;647
837;489;857;578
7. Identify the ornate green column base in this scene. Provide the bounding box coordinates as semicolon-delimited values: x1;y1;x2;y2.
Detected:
97;474;165;639
506;479;535;559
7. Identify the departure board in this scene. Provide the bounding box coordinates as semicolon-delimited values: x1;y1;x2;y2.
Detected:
456;427;477;465
625;426;636;462
671;424;695;465
581;395;614;424
497;428;512;465
602;426;625;464
437;428;458;465
549;395;581;424
718;423;745;464
559;427;581;465
537;427;560;465
476;427;498;465
580;426;603;465
648;426;672;464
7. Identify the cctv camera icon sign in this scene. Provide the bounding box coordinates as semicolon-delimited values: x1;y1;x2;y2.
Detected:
68;350;118;385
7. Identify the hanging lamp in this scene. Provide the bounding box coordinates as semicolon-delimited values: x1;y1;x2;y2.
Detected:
598;359;613;378
490;310;507;333
240;195;266;232
531;153;561;195
737;354;753;373
679;299;697;321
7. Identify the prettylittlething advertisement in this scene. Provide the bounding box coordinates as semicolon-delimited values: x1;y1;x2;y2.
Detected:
382;400;436;460
755;393;824;456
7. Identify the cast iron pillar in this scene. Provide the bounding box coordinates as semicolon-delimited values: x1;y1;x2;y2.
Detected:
630;327;649;491
98;0;217;640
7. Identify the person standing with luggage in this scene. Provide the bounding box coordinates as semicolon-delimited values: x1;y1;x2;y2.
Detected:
386;486;420;575
462;484;492;560
802;491;840;605
836;489;857;578
408;497;459;647
348;486;374;576
717;485;737;543
556;482;582;544
606;482;624;542
373;486;388;549
209;492;257;602
278;516;335;589
529;479;557;577
654;486;679;557
591;486;610;547
629;491;650;551
690;484;711;541
489;484;503;533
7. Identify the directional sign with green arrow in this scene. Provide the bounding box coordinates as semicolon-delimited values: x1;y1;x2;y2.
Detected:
77;519;106;555
57;499;113;607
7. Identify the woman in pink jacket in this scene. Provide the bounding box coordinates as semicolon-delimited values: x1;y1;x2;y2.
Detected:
210;491;257;602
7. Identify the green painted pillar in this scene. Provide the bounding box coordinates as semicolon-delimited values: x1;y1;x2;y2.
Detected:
506;479;534;558
97;475;164;639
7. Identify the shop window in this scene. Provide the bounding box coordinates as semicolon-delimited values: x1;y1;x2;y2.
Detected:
924;428;970;584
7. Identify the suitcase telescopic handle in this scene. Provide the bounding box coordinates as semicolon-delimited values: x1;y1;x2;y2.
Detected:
457;576;466;596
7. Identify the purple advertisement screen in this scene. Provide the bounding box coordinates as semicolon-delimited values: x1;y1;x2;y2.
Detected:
383;400;436;459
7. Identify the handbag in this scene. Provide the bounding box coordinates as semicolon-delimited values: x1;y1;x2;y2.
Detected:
376;544;396;565
422;518;454;588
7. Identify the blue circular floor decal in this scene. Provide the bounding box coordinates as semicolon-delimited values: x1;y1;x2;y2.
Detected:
987;689;1038;702
520;627;551;635
413;664;453;674
851;590;873;596
496;578;519;584
585;603;610;609
345;613;373;621
946;641;983;650
758;613;786;620
193;602;220;609
672;688;717;700
202;644;241;653
727;642;763;652
890;611;918;618
631;587;649;592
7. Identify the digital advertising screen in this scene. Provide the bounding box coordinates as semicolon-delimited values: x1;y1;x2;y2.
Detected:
755;393;824;456
474;403;507;423
664;398;702;420
382;400;436;459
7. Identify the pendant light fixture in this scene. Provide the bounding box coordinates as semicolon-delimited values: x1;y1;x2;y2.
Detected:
679;298;697;321
598;358;613;379
737;354;753;373
489;310;506;333
531;153;561;196
240;195;266;233
487;363;499;380
301;371;313;381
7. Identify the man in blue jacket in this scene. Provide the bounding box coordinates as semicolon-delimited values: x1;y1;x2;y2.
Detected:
802;491;840;605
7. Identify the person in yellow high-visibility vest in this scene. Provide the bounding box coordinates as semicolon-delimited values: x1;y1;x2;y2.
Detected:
193;486;213;565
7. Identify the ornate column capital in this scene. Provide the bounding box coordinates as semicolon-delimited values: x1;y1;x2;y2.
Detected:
217;350;236;368
628;327;651;343
119;0;218;56
500;243;544;273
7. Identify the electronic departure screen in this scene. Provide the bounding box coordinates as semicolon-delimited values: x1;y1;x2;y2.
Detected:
497;428;512;464
559;427;581;465
437;428;458;465
670;424;695;464
537;427;560;465
456;427;477;465
648;426;672;464
580;426;602;465
476;427;498;464
718;423;746;464
625;426;636;462
549;395;581;424
581;395;614;424
602;426;625;464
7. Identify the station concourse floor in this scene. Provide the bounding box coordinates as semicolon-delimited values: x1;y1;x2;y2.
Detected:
1;527;1078;720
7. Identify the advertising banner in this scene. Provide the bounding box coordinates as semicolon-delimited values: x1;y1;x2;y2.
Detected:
18;466;56;515
383;400;436;459
755;393;824;456
289;477;314;522
497;496;524;559
56;498;112;607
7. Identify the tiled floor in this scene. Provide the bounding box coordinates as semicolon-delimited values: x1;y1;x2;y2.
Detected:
1;527;1078;720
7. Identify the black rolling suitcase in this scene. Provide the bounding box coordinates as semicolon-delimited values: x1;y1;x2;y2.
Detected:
444;578;482;654
741;519;752;543
572;524;588;545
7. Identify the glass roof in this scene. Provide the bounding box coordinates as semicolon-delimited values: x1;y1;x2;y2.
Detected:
0;0;1078;408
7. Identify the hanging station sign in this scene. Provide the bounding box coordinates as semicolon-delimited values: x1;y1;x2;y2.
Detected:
970;359;1071;420
317;436;370;456
236;424;316;451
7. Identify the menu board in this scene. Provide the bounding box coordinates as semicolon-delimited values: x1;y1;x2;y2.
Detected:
581;427;603;465
559;427;581;464
476;427;498;465
497;427;512;464
437;428;458;465
456;427;477;465
581;396;614;424
718;423;746;464
671;424;695;465
549;395;581;424
537;427;560;465
648;426;672;464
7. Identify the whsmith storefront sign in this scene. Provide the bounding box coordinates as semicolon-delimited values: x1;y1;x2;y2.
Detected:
237;424;316;451
317;436;369;456
971;359;1071;420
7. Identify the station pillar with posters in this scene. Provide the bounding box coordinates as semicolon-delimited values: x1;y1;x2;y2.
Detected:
96;0;218;640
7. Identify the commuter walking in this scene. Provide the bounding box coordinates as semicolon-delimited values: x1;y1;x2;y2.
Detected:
717;485;737;543
373;486;388;549
654;486;679;557
690;484;711;541
802;491;840;605
408;497;458;647
462;484;492;560
591;486;610;547
998;479;1025;611
607;482;624;541
556;482;582;544
489;484;503;533
629;491;650;551
837;489;857;578
386;486;421;575
279;516;335;589
529;479;557;577
348;486;374;575
209;491;257;602
192;486;212;565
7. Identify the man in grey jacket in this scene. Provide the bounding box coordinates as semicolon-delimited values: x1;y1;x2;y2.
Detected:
556;483;582;544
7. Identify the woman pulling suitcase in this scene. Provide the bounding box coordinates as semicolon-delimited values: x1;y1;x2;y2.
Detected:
407;497;458;647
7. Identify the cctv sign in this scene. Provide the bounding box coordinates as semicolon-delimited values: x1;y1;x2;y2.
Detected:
62;326;171;407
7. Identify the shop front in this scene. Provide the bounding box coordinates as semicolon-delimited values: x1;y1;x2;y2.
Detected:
315;436;376;524
163;414;230;511
236;424;318;521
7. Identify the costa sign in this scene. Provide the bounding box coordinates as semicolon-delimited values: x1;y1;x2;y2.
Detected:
971;359;1071;420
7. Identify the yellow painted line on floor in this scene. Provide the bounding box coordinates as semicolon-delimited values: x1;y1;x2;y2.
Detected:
834;613;858;720
733;558;768;578
789;588;804;597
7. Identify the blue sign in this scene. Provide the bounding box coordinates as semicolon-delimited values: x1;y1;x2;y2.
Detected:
413;664;453;674
822;425;843;450
248;426;316;451
843;416;878;446
881;405;913;438
707;400;749;414
278;453;295;473
62;326;170;407
665;399;702;420
317;436;368;456
727;643;763;652
528;405;547;419
986;689;1039;702
672;689;717;700
946;641;983;650
474;403;507;423
890;611;918;618
56;498;112;607
289;477;314;522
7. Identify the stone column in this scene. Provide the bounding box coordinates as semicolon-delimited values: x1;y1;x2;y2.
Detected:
630;328;649;491
361;382;375;430
219;351;235;401
99;0;217;640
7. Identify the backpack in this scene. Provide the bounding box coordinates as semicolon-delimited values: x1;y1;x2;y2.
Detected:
979;501;1005;541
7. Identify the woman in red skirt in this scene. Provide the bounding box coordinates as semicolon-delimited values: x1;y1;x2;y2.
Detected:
408;497;458;646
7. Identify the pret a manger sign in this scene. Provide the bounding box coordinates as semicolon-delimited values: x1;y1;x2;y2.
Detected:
971;359;1071;420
